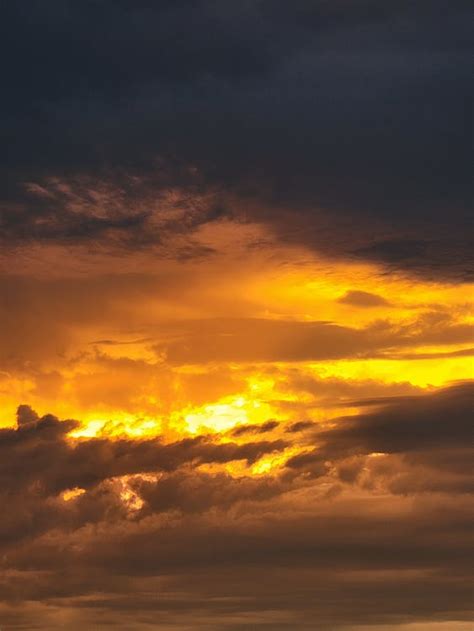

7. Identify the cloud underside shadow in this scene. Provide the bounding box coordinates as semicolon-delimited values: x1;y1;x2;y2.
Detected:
0;382;472;629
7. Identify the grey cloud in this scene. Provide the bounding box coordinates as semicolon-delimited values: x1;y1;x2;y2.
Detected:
287;382;474;496
0;407;286;498
285;420;315;433
16;404;40;425
1;384;473;628
5;492;472;630
0;2;471;279
231;419;280;437
130;470;289;517
315;382;473;457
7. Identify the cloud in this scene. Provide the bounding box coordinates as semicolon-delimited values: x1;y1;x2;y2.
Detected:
1;2;473;628
0;407;287;497
154;316;474;364
338;290;390;307
286;382;474;496
130;469;289;516
1;172;223;253
16;403;40;425
0;2;472;278
230;419;279;437
316;381;473;456
285;420;315;433
0;384;472;628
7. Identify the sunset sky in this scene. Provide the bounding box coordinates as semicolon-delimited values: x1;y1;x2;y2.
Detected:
1;2;473;630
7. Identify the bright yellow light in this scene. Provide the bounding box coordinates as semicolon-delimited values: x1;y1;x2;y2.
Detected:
180;393;273;434
69;413;163;439
119;485;144;512
250;446;305;475
61;487;86;502
308;354;473;388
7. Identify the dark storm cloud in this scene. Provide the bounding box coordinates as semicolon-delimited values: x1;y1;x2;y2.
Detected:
0;408;286;496
0;407;288;552
316;381;473;456
0;383;473;628
1;1;472;278
0;170;223;250
286;382;474;495
129;469;288;516
0;565;472;630
4;493;473;630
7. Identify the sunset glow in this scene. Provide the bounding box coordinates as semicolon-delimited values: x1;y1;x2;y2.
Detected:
1;3;472;630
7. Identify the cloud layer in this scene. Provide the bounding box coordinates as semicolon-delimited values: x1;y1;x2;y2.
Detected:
0;384;472;629
1;3;472;629
1;1;472;279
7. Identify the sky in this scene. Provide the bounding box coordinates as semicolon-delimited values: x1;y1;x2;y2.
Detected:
0;2;473;630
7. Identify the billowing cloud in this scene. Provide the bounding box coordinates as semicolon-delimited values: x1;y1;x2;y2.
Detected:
0;384;472;628
0;408;286;496
1;2;473;628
